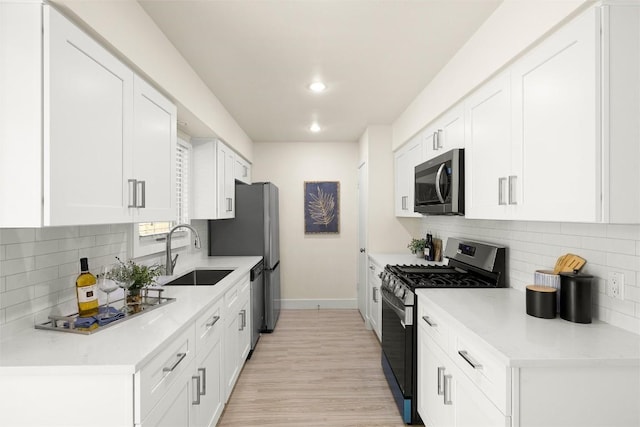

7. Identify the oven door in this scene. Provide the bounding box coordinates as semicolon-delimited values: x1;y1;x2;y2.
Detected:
381;289;412;397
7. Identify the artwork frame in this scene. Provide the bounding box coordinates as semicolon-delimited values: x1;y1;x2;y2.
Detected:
304;181;340;234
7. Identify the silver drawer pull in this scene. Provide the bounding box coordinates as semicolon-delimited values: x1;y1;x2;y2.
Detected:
163;352;186;373
458;350;483;370
206;315;220;328
198;367;206;395
192;375;201;405
437;366;445;395
422;315;437;327
444;374;453;405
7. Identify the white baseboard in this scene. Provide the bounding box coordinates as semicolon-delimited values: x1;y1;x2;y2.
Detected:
280;298;358;309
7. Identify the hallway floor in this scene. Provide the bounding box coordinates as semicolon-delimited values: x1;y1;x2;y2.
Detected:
217;309;407;427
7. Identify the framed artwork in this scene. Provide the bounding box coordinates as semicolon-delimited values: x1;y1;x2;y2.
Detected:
304;181;340;234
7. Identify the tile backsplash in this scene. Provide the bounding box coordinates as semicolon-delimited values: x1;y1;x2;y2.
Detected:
411;217;640;335
0;221;208;338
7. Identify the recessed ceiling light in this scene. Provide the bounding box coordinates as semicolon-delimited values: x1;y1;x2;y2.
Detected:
308;81;326;93
310;123;321;133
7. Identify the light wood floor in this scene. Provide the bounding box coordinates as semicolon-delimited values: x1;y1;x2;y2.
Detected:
218;309;408;427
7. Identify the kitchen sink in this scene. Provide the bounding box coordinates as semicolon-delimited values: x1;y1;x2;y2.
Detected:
164;269;234;286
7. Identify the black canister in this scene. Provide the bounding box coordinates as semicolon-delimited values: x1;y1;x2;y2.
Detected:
526;285;557;319
559;272;593;323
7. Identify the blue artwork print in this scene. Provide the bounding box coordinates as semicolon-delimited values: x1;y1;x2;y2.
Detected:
304;181;340;234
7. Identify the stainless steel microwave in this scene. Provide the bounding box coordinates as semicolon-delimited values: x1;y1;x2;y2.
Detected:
414;148;464;215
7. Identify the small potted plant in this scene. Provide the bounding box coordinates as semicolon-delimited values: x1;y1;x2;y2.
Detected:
107;257;164;312
407;238;427;258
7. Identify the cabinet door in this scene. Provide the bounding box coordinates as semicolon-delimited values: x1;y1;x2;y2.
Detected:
224;305;240;401
193;338;224;427
132;76;177;222
191;139;218;219
368;262;381;341
141;361;194;427
238;291;251;361
394;136;423;217
465;72;512;220
234;156;251;184
424;105;465;162
512;7;599;222
418;333;454;427
217;142;235;219
45;6;133;226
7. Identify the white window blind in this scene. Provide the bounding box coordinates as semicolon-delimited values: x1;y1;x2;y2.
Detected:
138;138;191;238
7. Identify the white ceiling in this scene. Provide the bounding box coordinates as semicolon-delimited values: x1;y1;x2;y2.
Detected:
138;0;501;143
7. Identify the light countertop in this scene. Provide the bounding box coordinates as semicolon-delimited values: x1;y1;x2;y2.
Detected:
0;256;261;374
417;288;640;368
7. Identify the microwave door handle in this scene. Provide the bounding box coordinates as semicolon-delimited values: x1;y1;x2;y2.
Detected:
435;163;446;203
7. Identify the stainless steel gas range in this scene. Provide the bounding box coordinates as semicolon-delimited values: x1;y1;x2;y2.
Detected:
380;238;506;424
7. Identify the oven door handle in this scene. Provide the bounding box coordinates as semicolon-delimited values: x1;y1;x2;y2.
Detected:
381;290;410;326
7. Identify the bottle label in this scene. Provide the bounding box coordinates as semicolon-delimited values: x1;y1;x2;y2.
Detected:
77;285;98;303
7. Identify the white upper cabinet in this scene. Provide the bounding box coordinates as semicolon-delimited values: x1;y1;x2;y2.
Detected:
234;155;251;184
0;4;177;227
45;5;134;226
424;103;465;162
511;7;599;222
192;138;241;220
217;142;236;219
394;135;423;217
132;76;177;222
466;4;639;223
465;72;513;220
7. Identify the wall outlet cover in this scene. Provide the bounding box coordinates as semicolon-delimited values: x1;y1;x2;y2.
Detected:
607;272;625;300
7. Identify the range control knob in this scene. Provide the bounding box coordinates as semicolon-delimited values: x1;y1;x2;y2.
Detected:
395;286;405;299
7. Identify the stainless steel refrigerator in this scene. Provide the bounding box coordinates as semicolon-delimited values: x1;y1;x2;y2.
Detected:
208;182;280;332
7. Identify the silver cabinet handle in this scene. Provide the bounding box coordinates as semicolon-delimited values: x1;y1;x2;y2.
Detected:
437;129;443;149
238;311;244;331
432;131;438;150
435;163;446;203
205;315;220;328
227;197;233;212
128;179;137;208
242;309;247;328
373;287;378;303
422;315;437;327
198;367;206;396
437;366;445;395
401;195;407;210
458;350;483;370
508;175;517;205
243;165;248;177
498;177;507;205
137;180;146;208
163;352;186;373
444;374;453;405
192;375;201;405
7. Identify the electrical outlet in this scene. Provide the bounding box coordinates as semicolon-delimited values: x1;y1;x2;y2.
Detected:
608;272;625;300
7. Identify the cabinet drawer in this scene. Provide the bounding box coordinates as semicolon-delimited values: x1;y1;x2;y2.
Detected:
225;282;239;310
195;297;223;355
135;325;196;424
451;330;510;415
417;297;449;353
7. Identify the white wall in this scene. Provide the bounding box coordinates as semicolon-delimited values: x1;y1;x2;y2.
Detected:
392;0;592;150
407;217;640;335
359;126;412;253
252;142;359;308
52;0;253;161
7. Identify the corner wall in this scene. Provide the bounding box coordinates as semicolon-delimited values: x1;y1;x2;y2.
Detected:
251;142;359;308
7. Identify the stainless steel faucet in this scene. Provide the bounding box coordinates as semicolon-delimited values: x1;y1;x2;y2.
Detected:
165;224;201;276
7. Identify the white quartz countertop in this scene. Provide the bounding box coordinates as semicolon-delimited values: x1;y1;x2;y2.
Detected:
417;288;640;368
369;253;445;267
0;256;261;374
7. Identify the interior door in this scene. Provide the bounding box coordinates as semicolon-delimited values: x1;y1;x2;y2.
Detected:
357;162;368;322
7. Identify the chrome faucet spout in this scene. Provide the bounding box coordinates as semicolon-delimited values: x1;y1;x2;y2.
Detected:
165;224;201;276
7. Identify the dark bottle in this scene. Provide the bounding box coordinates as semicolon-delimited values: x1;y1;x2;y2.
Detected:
424;234;435;261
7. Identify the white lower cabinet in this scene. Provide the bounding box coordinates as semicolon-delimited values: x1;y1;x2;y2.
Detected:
417;292;640;427
367;258;382;341
223;274;251;401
